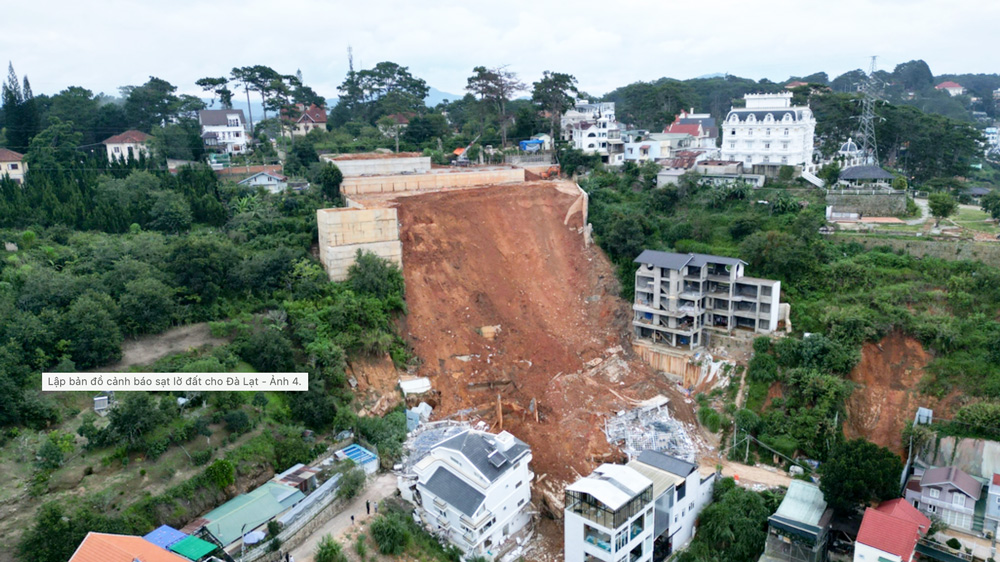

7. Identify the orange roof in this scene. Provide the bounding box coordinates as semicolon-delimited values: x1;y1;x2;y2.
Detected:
857;508;922;560
875;498;931;533
69;532;191;562
936;81;963;89
664;123;701;136
0;147;24;161
103;130;151;145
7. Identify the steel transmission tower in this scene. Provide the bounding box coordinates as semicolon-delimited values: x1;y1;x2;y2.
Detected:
855;56;880;165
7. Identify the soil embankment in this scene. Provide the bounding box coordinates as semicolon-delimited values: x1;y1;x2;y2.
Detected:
844;331;958;456
395;182;689;484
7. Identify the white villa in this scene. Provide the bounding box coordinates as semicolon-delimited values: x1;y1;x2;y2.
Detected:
721;92;815;171
198;109;248;154
564;101;624;165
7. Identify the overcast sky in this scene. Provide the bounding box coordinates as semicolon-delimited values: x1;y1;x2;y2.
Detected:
4;0;996;101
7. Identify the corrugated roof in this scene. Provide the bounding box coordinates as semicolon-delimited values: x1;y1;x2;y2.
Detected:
773;481;828;526
168;535;217;560
567;464;652;510
626;459;683;498
633;250;745;270
201;482;304;546
920;466;983;500
635;450;697;478
142;525;188;549
421;466;485;517
856;507;921;559
839;165;895;181
69;532;191;562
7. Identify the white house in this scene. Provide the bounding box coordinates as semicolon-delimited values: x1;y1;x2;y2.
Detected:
237;171;287;193
664;109;719;150
565;101;624;165
564;464;655;562
101;130;152;163
405;429;533;558
935;81;966;97
0;148;26;184
198;109;248;154
720;92;816;171
285;103;327;137
623;132;695;163
626;451;715;557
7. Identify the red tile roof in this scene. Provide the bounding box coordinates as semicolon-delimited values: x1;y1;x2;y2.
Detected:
936;81;963;89
69;532;191;562
664;123;702;136
857;507;922;560
875;498;931;533
0;148;24;161
298;104;327;123
103;130;151;145
993;473;1000;486
786;81;809;89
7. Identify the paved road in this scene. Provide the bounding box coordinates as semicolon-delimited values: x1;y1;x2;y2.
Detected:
289;473;398;562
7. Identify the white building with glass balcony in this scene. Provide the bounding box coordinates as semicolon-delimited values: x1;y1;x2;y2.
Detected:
720;92;815;171
564;464;655;562
632;250;781;350
404;429;533;558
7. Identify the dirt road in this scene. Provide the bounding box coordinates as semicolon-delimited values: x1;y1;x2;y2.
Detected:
289;473;398;562
104;323;231;371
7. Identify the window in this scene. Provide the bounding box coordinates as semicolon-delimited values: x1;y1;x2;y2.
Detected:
729;142;736;149
588;143;595;148
784;128;789;136
764;143;770;150
9;163;17;170
766;128;771;136
730;129;736;135
515;481;523;488
748;129;753;136
113;146;120;153
953;494;966;507
234;131;241;138
227;117;240;127
517;498;525;507
929;488;941;499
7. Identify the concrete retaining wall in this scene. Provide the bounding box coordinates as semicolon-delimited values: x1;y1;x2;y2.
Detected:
341;167;525;195
826;191;907;217
841;235;1000;268
321;155;431;177
317;207;402;281
632;342;702;387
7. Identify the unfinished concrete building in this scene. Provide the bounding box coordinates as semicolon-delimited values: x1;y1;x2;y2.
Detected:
316;206;402;281
632;250;781;349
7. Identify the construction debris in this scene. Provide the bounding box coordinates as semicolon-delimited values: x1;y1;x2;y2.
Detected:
399;377;431;396
604;400;697;462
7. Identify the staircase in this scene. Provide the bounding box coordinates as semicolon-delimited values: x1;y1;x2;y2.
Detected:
799;169;825;188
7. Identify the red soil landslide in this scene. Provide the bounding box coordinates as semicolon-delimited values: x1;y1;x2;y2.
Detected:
396;182;686;484
844;331;958;456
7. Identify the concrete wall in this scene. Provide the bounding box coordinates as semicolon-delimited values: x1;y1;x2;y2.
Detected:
842;235;1000;269
317;207;402;281
321;155;431;177
826;191;907;217
632;342;702;387
341;167;525;195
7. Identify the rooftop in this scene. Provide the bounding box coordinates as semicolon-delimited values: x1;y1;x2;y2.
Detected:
69;532;191;562
201;481;305;545
566;464;653;510
635;449;697;478
856;507;922;559
936;81;963;89
773;481;829;527
626;459;684;498
102;130;151;145
434;429;531;483
422;466;486;517
198;109;247;127
920;466;982;499
0;147;25;161
634;249;746;271
326;151;424;161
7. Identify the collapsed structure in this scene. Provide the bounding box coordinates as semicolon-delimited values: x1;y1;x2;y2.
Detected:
397;426;534;558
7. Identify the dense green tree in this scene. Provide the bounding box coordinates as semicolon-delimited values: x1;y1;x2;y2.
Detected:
677;479;773;562
820;439;903;514
236;329;296;373
121;76;180;131
117;278;175;336
148;190;192;233
167;235;238;306
333;61;429;126
2;63;41;151
402;113;449;145
980;190;1000;221
532;71;578;139
61;293;122;368
347;250;405;305
466;66;525;147
195;76;234;108
107;393;165;446
370;513;410;555
893;60;935;92
205;458;236;489
928;191;958;226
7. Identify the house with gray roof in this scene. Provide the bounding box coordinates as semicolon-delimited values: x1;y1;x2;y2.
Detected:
633;250;782;349
904;465;985;532
403;429;533;558
198;109;248;155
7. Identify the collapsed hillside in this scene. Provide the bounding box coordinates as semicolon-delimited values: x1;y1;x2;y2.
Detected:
394;182;691;487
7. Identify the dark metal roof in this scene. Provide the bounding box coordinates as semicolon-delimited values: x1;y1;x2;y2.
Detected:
634;250;745;270
964;186;991;196
839;165;895;181
725;110;799;123
198;109;247;127
635;450;697;477
436;430;530;483
421;467;486;517
680;117;717;129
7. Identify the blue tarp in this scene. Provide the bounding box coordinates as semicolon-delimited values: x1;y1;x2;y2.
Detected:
519;139;543;151
143;525;188;549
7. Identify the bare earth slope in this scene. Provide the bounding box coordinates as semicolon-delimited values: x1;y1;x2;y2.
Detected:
396;182;687;485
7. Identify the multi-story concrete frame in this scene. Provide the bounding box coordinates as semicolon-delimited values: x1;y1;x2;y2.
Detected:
632;250;781;349
721;92;815;169
410;429;533;558
564;464;655;562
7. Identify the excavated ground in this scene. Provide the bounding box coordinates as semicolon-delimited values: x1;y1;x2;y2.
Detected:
394;182;694;487
843;331;960;456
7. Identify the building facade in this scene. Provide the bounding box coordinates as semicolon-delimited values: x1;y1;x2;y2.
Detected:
904;466;983;532
761;480;833;562
632;250;781;349
564;464;655;562
407;429;533;558
0;148;26;184
935;81;966;97
623;132;695;163
288;103;327;136
102;130;152;163
198;109;248;154
986;474;1000;535
564;101;624;165
721;92;815;170
626;451;715;557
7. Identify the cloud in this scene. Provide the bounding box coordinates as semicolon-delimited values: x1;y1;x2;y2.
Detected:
2;0;995;99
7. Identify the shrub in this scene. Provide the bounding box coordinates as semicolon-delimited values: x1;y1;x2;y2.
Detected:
370;513;410;555
698;407;723;433
947;538;962;550
337;466;366;500
205;459;235;490
315;534;348;562
224;410;251;434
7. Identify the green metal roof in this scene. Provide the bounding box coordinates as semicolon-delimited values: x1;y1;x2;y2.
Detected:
202;482;305;546
168;535;217;560
774;481;828;525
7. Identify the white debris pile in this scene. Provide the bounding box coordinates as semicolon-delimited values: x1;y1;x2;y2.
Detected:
604;400;696;462
397;421;469;474
691;351;734;391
